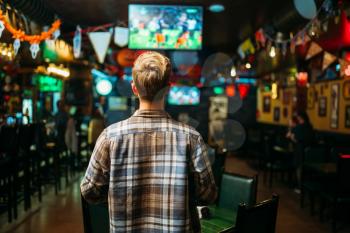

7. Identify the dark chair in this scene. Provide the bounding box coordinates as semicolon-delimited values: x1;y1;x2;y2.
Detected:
201;173;258;233
300;146;327;214
224;195;279;233
81;195;109;233
319;153;350;233
0;158;13;223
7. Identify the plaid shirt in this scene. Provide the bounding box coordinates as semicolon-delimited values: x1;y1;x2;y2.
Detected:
81;110;217;233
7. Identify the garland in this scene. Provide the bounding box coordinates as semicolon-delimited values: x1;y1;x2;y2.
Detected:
0;10;61;44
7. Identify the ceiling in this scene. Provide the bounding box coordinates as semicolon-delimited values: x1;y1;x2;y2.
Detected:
7;0;318;52
39;0;292;52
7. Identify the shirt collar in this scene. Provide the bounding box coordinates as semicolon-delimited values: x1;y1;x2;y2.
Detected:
132;109;171;119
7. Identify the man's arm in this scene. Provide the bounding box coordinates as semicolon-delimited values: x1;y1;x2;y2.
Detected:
191;135;218;205
80;129;110;203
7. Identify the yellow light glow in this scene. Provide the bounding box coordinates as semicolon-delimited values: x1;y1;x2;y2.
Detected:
269;46;276;58
230;66;237;77
245;62;251;69
271;82;278;99
47;64;70;78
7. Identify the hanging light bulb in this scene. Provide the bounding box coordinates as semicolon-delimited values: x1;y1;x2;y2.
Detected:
230;66;237;77
245;62;251;69
269;46;276;58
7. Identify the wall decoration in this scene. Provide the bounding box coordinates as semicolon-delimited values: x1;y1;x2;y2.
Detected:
283;107;288;118
88;31;112;63
263;95;271;113
209;96;228;120
343;81;350;100
307;86;316;109
318;97;327;117
345;105;350;128
282;91;291;105
306;42;323;60
273;107;280;122
330;83;339;128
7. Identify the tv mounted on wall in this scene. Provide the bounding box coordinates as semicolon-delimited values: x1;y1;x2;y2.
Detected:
128;4;203;50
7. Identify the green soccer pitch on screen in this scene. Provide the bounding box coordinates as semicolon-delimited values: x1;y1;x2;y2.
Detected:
128;4;203;50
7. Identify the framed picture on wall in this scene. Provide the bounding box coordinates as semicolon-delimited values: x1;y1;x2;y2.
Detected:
330;83;340;129
283;107;288;118
307;86;316;109
273;107;280;122
282;91;291;105
263;95;271;113
318;97;327;117
343;81;350;100
345;105;350;128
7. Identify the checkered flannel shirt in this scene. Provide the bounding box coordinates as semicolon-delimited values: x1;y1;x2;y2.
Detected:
81;110;217;233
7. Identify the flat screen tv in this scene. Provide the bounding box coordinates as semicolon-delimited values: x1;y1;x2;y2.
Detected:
168;86;200;105
128;4;203;50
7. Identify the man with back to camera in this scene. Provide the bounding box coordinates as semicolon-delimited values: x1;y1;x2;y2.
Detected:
81;51;217;233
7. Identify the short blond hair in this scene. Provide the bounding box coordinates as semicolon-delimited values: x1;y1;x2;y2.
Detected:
132;51;171;101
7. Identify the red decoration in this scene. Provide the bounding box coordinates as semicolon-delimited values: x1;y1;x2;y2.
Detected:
226;85;235;97
297;72;308;86
238;84;250;99
116;48;136;67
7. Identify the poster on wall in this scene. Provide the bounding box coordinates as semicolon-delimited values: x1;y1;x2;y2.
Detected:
318;97;327;117
345;105;350;128
263;95;271;113
330;84;339;128
273;107;280;122
343;81;350;100
307;86;315;109
282;91;291;105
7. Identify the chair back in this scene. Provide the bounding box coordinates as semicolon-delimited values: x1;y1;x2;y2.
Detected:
81;195;109;233
336;154;350;197
303;146;326;164
218;173;257;212
0;126;19;155
234;195;279;233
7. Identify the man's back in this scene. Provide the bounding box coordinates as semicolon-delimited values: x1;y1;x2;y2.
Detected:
81;110;217;233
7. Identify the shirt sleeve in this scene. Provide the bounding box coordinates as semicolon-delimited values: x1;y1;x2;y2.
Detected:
80;129;110;203
190;135;218;205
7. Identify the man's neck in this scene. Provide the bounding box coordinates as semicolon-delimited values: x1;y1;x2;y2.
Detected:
139;99;165;111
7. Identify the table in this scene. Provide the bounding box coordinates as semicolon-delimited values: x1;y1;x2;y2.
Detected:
304;162;336;175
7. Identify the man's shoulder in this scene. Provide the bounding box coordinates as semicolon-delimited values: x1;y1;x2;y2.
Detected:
167;118;201;138
105;116;201;139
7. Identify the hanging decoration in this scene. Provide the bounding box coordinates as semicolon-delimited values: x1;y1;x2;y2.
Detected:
0;10;61;44
88;31;112;64
73;25;82;58
30;43;40;59
322;52;337;71
306;42;323;60
339;59;350;78
13;39;20;55
114;27;129;47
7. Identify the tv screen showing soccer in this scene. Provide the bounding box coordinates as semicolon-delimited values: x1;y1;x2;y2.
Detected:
128;5;203;50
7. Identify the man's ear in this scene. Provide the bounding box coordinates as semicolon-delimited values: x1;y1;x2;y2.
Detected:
131;81;139;96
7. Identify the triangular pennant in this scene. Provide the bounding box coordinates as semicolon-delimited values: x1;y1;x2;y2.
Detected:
88;31;112;63
322;52;337;71
73;25;82;58
306;42;323;60
114;27;129;47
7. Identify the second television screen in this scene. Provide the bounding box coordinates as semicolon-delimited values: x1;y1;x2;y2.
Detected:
129;4;203;50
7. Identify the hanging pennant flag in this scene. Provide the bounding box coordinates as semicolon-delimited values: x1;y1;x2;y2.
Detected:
88;31;112;63
73;25;82;58
306;42;323;60
30;43;40;59
13;39;20;56
255;28;266;48
0;21;4;38
114;27;129;47
322;52;337;71
290;38;296;54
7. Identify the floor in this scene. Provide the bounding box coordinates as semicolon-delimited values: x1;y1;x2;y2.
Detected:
1;155;349;233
